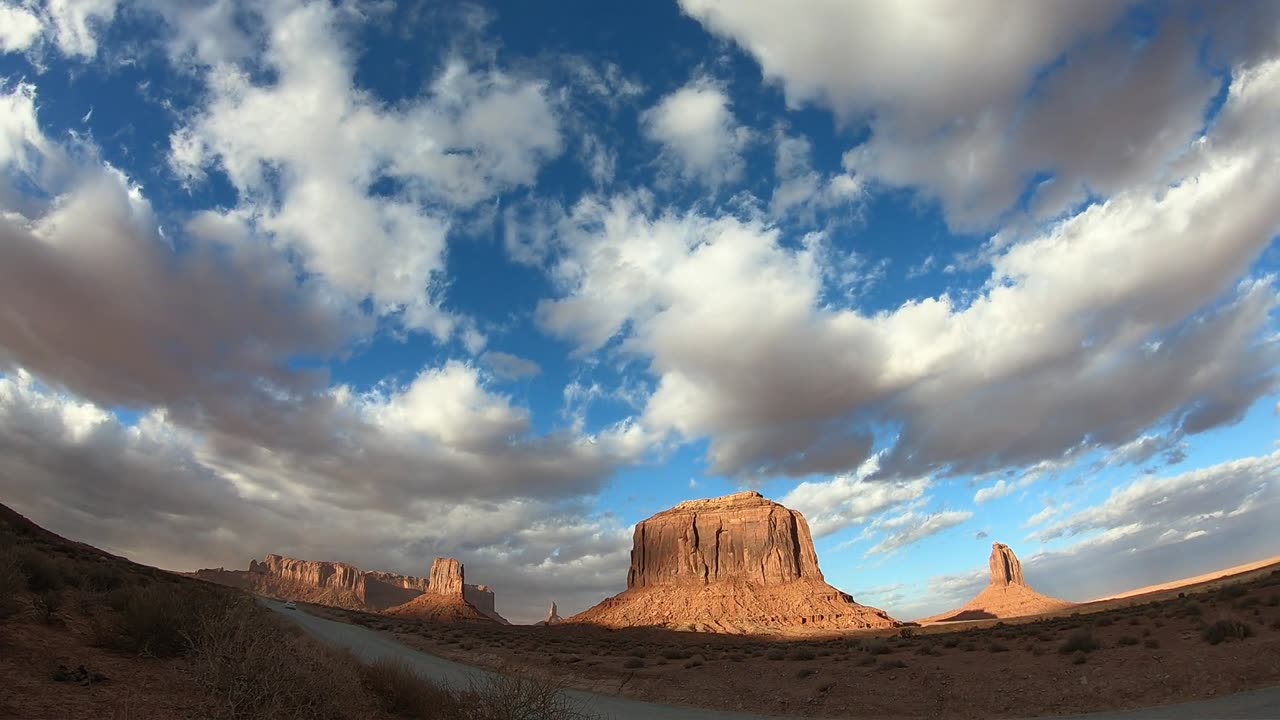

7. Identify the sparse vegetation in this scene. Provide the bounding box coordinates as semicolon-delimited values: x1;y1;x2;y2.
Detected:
1203;620;1252;645
1116;636;1139;647
788;647;816;661
622;657;644;669
1059;631;1100;655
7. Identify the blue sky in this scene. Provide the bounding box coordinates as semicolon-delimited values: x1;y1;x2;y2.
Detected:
0;0;1277;624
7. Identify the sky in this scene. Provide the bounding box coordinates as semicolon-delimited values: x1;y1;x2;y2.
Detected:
0;0;1277;625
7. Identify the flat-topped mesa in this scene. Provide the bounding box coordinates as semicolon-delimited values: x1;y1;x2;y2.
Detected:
573;491;899;634
250;553;366;595
428;557;465;597
989;543;1026;587
627;490;824;589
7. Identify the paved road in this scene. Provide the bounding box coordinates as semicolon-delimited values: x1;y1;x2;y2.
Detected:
264;601;1280;720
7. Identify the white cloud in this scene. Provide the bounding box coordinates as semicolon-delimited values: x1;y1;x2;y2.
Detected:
0;372;633;622
43;0;119;58
0;3;43;53
1024;501;1069;529
865;509;972;556
769;128;863;221
169;0;561;338
640;76;751;188
681;1;1279;228
782;455;928;537
533;54;1280;482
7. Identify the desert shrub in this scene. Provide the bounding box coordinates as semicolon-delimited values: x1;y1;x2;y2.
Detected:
31;589;62;624
876;659;907;672
864;640;891;655
0;546;23;619
111;585;203;657
1071;651;1087;665
622;658;644;669
1266;595;1279;607
1270;618;1280;630
194;608;367;720
914;644;939;656
660;648;692;660
941;636;959;648
1059;631;1100;655
816;682;834;693
361;657;459;718
1220;585;1247;600
465;674;595;720
1183;603;1203;617
1095;616;1114;627
959;642;977;652
857;655;877;667
1128;618;1141;626
17;550;64;593
1144;638;1160;649
795;668;816;679
788;647;817;661
683;658;703;668
987;642;1009;653
766;649;786;661
1202;620;1252;645
1115;636;1139;647
728;653;746;662
626;648;646;658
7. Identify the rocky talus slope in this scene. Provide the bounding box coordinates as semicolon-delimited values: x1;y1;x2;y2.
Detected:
570;491;898;634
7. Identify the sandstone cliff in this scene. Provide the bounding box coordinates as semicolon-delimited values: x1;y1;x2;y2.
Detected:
921;542;1073;623
195;554;509;623
571;491;898;634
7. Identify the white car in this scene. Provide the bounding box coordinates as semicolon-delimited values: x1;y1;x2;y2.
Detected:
283;600;297;610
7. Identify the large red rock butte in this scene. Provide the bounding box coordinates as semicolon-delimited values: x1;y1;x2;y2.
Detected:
195;554;508;623
570;491;899;634
922;542;1074;623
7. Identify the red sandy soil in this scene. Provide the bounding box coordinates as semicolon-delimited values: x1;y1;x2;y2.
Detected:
921;583;1074;624
316;560;1280;719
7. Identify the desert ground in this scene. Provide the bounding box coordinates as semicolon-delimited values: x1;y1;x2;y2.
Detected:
2;501;1278;719
310;564;1280;719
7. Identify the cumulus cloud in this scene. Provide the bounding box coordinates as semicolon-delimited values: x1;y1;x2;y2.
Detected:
169;0;561;338
534;54;1280;482
681;0;1280;228
640;76;751;188
0;3;44;53
0;372;633;621
770;128;863;221
781;456;928;537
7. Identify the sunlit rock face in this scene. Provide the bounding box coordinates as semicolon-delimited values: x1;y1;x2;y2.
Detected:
573;491;899;634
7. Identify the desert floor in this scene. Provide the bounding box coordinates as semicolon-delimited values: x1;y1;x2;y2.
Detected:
312;563;1280;719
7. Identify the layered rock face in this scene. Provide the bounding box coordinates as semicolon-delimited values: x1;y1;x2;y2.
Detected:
922;543;1073;623
989;543;1025;586
572;491;898;634
196;554;508;623
626;491;824;588
429;557;465;597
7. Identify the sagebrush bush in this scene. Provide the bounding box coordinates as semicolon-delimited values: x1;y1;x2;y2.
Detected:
17;549;65;593
1059;631;1100;655
361;656;458;719
788;647;816;661
1202;620;1252;645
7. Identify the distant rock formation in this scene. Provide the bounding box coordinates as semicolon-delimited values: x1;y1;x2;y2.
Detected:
570;491;899;634
428;557;465;597
989;543;1025;587
196;554;508;623
385;558;495;623
538;602;563;626
921;543;1074;623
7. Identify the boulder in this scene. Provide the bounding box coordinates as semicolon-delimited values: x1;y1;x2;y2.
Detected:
572;491;898;634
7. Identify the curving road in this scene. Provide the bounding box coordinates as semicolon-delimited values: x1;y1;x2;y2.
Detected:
265;601;1280;720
